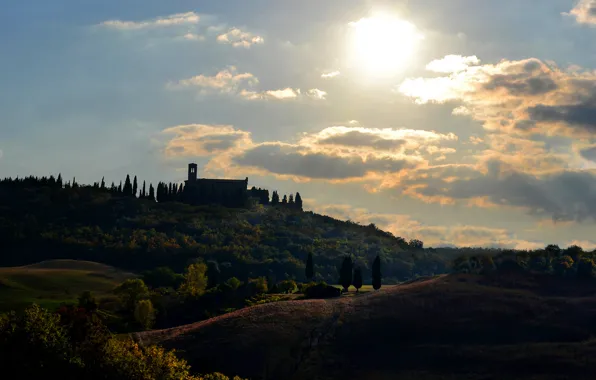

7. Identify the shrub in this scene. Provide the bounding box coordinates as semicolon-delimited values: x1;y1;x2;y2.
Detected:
304;283;341;299
277;280;297;294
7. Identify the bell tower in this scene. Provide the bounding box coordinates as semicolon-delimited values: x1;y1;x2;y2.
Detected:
188;163;198;182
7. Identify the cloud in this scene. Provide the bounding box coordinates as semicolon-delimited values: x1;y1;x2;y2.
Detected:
216;28;264;48
321;71;341;79
398;158;596;222
307;201;543;249
182;33;205;41
162;124;251;157
166;66;258;94
234;144;415;180
240;88;328;101
169;68;324;102
426;55;480;73
100;12;200;30
579;146;596;162
399;56;596;137
306;89;327;100
303;126;457;155
162;124;441;182
566;0;596;25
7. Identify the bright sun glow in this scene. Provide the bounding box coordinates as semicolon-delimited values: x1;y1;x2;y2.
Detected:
349;15;423;78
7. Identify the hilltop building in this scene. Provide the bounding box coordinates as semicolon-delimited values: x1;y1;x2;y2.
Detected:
183;163;248;207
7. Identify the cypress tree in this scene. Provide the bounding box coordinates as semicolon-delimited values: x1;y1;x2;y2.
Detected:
289;194;295;206
57;174;63;188
295;192;303;211
271;191;280;205
282;194;288;205
305;252;314;281
372;255;382;291
118;181;123;194
168;183;173;201
149;184;155;201
72;177;78;188
100;177;105;189
123;175;132;196
110;182;115;192
353;267;363;292
133;176;138;197
339;256;353;292
141;181;146;198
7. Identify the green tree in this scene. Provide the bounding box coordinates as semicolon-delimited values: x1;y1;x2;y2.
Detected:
577;257;595;279
339;256;353;292
180;263;208;297
114;279;149;311
372;255;382;290
134;299;156;330
78;291;98;312
554;255;574;277
305;252;314;281
353;267;363;292
252;277;268;294
225;277;242;291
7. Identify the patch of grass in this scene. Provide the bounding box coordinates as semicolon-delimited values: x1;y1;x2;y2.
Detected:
0;260;135;312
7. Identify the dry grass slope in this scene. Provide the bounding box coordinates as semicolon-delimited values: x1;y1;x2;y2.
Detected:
136;274;596;380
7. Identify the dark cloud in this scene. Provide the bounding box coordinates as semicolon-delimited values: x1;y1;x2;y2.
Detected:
580;146;596;162
527;102;596;132
234;144;413;179
405;160;596;222
319;130;406;150
484;73;558;96
198;134;243;152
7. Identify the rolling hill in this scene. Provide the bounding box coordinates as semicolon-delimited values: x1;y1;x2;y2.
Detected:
135;273;596;380
0;259;135;311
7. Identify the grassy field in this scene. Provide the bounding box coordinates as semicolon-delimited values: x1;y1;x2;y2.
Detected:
0;260;135;312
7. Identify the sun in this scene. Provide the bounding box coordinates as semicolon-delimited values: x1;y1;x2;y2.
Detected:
348;15;423;78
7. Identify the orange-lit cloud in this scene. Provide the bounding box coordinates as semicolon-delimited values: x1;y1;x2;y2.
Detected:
216;28;264;48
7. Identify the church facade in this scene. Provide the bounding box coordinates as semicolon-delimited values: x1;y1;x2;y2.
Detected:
183;163;249;207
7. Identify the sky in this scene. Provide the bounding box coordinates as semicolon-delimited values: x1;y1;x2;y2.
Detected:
4;0;596;249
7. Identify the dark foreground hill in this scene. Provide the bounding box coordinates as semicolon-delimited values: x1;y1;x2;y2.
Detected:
135;274;596;380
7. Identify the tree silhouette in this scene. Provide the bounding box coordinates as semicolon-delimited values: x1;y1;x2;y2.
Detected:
133;176;138;198
305;252;314;281
271;191;280;206
339;256;353;292
282;195;288;205
149;184;155;201
353;267;363;292
57;174;63;188
289;194;294;206
372;255;382;290
72;177;78;188
295;192;303;211
118;181;122;194
141;181;146;198
100;177;105;189
124;175;132;196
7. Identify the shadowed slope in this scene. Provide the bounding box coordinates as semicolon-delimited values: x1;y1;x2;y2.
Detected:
136;274;596;380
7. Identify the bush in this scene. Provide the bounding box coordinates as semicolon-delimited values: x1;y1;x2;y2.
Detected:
304;283;341;299
277;280;297;294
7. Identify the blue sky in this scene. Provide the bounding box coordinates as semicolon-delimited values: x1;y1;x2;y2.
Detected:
4;0;596;249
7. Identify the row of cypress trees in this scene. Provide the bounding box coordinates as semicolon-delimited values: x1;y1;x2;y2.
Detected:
339;255;382;292
304;252;382;292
